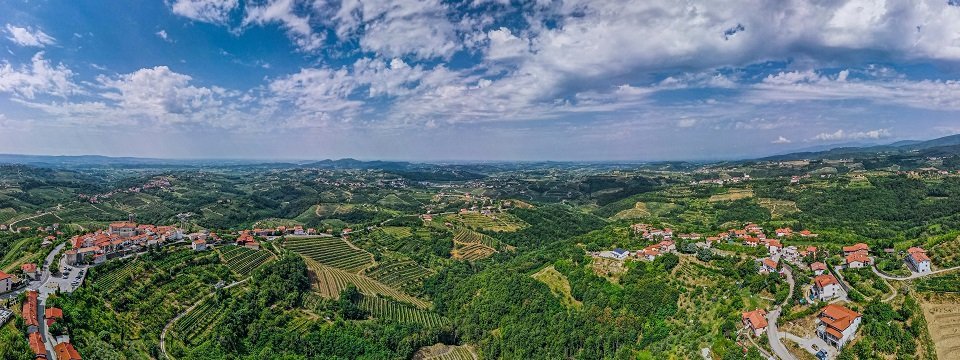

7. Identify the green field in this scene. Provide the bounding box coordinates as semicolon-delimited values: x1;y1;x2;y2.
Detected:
218;245;274;277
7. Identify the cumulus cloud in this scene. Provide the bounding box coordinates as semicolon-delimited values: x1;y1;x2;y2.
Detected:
812;128;892;142
0;52;78;98
171;0;238;24
327;0;460;59
5;24;56;47
772;136;792;144
244;0;324;52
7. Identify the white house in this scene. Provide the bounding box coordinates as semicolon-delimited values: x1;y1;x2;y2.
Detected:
817;304;861;349
812;274;842;301
906;247;931;273
192;239;208;251
0;271;12;293
844;253;871;269
742;309;768;337
610;248;630;260
758;258;778;274
767;240;783;255
810;262;827;276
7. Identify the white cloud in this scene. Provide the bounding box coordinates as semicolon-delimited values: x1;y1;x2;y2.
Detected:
244;0;324;52
5;24;56;47
328;0;460;59
0;52;78;98
98;66;221;116
156;30;171;42
171;0;238;24
677;118;698;128
772;136;792;144
812;128;892;142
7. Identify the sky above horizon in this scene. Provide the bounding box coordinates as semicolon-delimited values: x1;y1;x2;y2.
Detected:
2;1;960;161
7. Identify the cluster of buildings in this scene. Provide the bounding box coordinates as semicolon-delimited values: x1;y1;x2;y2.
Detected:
250;225;317;237
22;290;79;359
743;301;862;350
689;175;751;186
631;223;674;240
78;177;171;204
63;222;183;267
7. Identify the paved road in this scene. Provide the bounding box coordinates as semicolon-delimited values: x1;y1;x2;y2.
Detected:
766;264;797;360
160;279;247;360
872;264;960;281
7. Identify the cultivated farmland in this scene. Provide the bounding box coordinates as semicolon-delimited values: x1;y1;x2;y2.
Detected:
284;236;374;273
365;259;433;290
218;245;274;277
357;295;446;327
305;258;430;309
171;290;235;346
922;299;960;360
413;344;478;360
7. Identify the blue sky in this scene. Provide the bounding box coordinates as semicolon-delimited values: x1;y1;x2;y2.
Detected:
2;0;960;161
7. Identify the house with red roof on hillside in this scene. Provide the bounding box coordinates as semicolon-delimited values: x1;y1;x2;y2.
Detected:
21;263;38;280
758;258;778;274
817;304;861;349
45;307;63;326
842;243;869;256
23;290;39;333
812;274;842;301
844;252;871;269
742;309;768;337
810;262;827;275
906;247;931;273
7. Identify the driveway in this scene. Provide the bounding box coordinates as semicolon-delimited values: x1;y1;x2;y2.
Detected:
782;332;837;359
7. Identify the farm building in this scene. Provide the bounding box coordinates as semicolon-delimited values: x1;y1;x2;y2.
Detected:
817;304;861;349
906;247;931;273
742;309;768;337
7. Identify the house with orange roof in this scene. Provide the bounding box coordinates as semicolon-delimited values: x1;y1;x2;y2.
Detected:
799;230;818;238
812;274;842;301
766;239;783;255
745;223;763;234
192;239;208;251
54;342;82;360
758;258;778;274
743;237;760;247
108;222;137;238
775;228;793;237
29;332;47;359
23;290;39;333
844;252;871;269
906;247;931;273
45;307;63;326
810;262;827;275
637;246;661;261
817;304;861;349
842;243;869;256
20;263;38;280
742;309;768;337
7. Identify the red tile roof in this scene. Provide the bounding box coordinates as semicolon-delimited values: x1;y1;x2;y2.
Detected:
819;304;861;336
910;251;931;263
29;332;46;357
21;263;37;273
742;309;768;329
842;243;869;253
845;253;870;265
814;274;839;288
0;270;10;281
45;307;63;319
810;262;827;271
54;342;82;360
907;247;926;254
762;258;778;269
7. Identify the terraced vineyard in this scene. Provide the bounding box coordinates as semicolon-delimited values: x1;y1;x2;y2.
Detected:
357;295;446;327
305;258;430;309
218;245;274;277
452;242;497;261
91;260;142;291
415;344;477;360
170;291;234;345
365;259;433;289
284;237;374;273
453;227;500;248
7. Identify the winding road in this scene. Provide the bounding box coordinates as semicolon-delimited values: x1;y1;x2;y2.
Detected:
872;264;960;281
766;263;797;360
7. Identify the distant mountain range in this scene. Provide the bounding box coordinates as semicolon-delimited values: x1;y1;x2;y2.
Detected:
756;134;960;161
